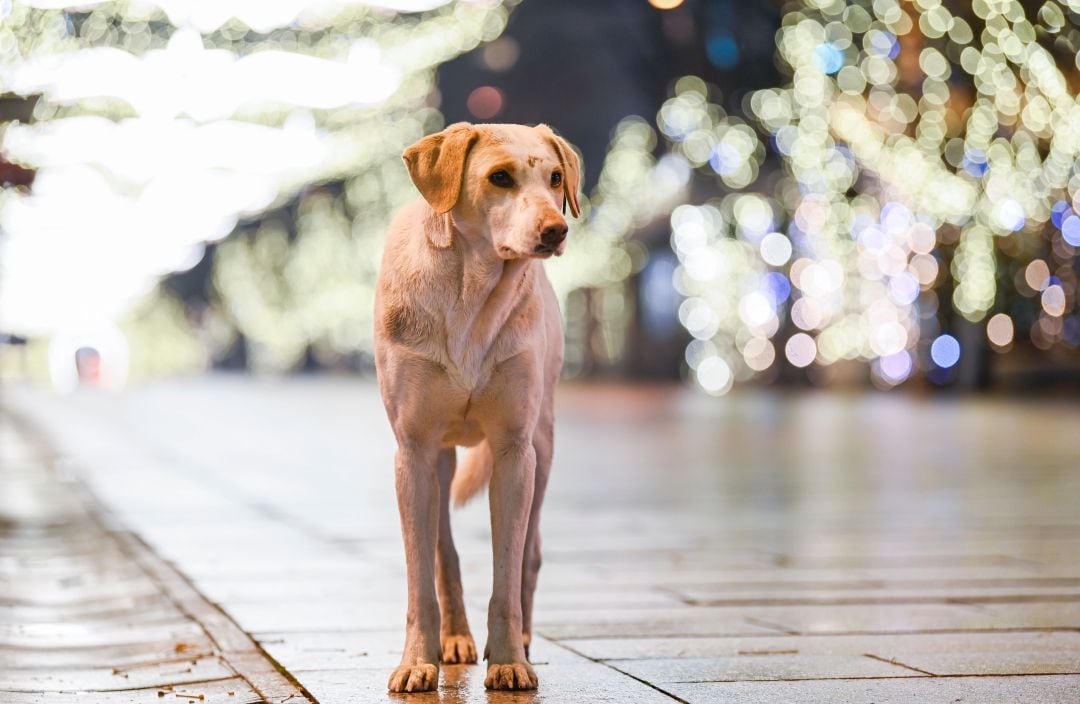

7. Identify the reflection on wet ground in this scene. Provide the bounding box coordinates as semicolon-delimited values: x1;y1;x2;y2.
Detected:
5;379;1080;703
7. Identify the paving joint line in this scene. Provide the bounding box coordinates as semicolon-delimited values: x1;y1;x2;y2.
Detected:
743;616;800;635
548;639;691;703
552;626;1080;640
4;409;318;704
0;675;240;696
102;512;319;704
862;652;937;676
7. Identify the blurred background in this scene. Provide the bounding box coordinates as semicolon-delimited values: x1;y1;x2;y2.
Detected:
2;0;1080;396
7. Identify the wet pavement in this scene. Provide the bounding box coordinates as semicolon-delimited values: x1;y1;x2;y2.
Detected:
4;378;1080;703
0;413;308;703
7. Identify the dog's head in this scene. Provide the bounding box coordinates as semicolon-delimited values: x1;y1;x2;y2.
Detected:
402;122;581;259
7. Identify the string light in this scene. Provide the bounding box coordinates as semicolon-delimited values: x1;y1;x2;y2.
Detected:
667;0;1080;394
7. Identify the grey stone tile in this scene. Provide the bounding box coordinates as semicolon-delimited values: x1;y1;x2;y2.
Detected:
12;381;1080;702
0;677;260;703
650;565;1041;587
0;655;235;692
258;628;585;672
536;606;782;639
738;603;1004;634
565;630;1080;661
608;653;919;682
0;638;218;670
299;661;676;704
224;598;406;632
256;629;404;671
191;574;402;603
890;651;1080;676
671;579;1080;605
0;620;208;649
0;599;184;626
533;588;683;610
978;602;1080;629
665;674;1080;704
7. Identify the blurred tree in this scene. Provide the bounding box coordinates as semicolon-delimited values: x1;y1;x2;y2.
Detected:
657;0;1080;393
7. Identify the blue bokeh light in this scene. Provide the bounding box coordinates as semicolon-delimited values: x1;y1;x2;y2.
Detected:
1051;200;1071;229
764;271;791;306
867;30;899;59
813;42;845;74
709;142;741;176
962;150;988;177
1062;215;1080;247
930;334;961;368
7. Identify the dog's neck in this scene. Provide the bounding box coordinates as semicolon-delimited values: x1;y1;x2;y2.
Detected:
439;221;534;389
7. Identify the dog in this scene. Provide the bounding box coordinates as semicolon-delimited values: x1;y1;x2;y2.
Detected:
374;122;581;692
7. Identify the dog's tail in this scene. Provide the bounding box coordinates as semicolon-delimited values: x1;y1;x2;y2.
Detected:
451;440;493;507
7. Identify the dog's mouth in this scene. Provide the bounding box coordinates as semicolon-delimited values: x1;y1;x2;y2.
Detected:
497;243;562;260
530;243;565;258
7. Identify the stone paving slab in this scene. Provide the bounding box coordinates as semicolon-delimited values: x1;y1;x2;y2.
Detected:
0;639;219;670
579;564;1046;586
298;661;677;703
882;651;1080;677
737;601;1079;635
257;622;588;673
0;618;209;650
671;580;1080;605
0;413;310;704
8;379;1080;702
664;674;1080;703
1;655;236;692
535;611;784;639
0;678;264;704
0;600;186;626
565;630;1080;661
609;653;920;683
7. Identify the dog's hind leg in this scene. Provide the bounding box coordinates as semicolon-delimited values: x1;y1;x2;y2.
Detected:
436;447;477;664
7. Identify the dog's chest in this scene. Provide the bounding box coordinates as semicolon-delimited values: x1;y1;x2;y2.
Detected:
441;312;523;391
435;262;535;391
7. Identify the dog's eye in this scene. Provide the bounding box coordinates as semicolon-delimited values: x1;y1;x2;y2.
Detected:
489;170;514;188
551;171;563;187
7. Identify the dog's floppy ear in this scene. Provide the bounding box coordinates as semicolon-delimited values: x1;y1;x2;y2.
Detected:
535;124;582;218
402;122;478;215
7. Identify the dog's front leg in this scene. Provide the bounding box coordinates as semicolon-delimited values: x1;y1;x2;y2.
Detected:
484;431;539;690
387;439;443;693
436;448;477;663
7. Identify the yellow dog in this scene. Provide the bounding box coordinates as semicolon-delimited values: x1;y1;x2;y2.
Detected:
374;122;581;692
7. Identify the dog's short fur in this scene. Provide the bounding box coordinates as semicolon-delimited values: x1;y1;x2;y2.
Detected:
374;123;580;692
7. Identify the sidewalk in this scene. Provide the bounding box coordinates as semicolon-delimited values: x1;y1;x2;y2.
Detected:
0;412;308;703
5;377;1080;703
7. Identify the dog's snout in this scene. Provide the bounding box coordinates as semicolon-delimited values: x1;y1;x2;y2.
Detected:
540;221;568;247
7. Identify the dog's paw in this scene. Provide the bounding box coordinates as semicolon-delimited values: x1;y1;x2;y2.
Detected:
387;663;439;693
484;662;538;690
441;634;477;664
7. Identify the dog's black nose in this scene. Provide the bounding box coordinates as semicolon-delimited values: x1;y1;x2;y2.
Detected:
540;223;568;247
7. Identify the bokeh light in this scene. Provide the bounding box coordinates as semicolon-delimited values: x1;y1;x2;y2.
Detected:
661;0;1080;394
648;0;685;9
785;333;816;368
466;86;504;119
2;0;1078;394
986;313;1014;349
930;334;961;369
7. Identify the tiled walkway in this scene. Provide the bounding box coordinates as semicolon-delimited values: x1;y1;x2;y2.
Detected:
5;379;1080;703
0;415;308;703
